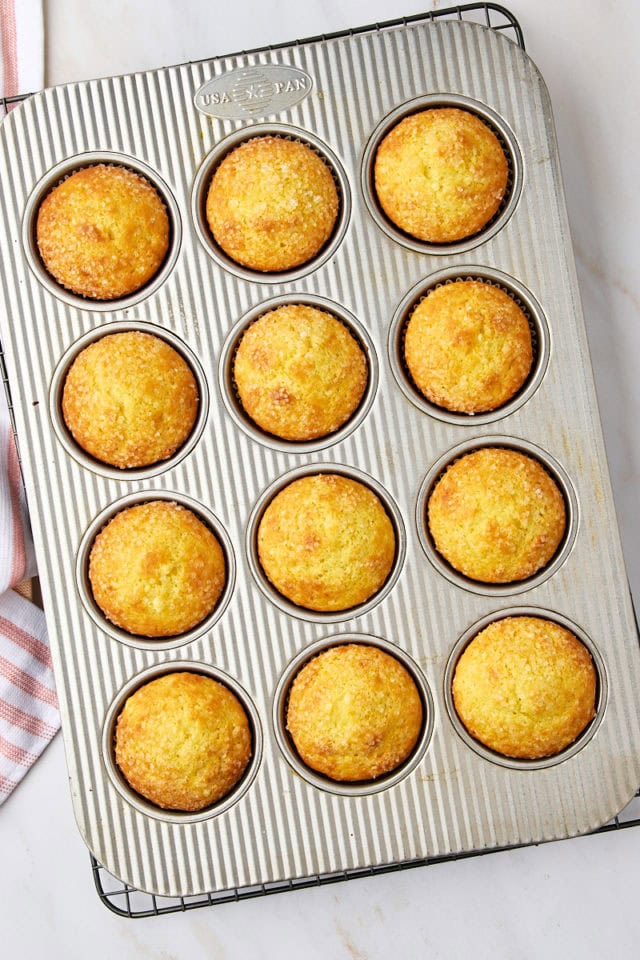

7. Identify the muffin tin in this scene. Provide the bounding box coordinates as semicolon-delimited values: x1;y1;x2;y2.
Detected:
1;11;639;900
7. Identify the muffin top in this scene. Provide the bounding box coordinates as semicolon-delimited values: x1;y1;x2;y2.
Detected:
89;500;226;637
206;136;339;272
286;644;423;781
452;616;597;759
115;672;252;811
36;164;170;299
427;447;566;583
374;108;508;243
257;474;396;611
62;331;199;469
404;281;533;413
233;304;368;441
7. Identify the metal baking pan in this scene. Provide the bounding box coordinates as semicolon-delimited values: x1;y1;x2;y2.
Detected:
0;7;639;900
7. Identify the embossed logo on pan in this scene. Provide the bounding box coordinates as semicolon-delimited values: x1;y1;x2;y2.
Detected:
194;65;313;119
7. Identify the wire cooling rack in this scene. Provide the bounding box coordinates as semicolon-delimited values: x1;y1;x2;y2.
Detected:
3;2;639;917
0;2;523;120
90;790;640;917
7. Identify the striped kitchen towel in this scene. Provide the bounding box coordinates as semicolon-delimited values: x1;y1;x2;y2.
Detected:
0;0;58;806
0;0;43;114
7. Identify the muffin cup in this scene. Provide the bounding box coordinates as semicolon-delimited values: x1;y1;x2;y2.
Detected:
22;151;182;311
388;267;549;425
246;464;406;623
50;321;209;480
77;491;236;649
361;94;522;255
272;633;434;796
219;294;378;453
191;123;351;284
443;607;607;770
415;436;579;596
102;660;262;823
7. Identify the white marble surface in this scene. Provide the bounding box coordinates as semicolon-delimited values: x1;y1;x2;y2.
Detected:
3;0;640;955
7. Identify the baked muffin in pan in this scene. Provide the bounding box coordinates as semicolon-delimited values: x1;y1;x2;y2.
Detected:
206;136;339;272
374;108;508;243
233;304;367;441
286;644;423;781
89;500;226;637
36;164;169;299
452;616;597;760
257;474;396;612
115;672;252;811
427;447;566;583
404;280;533;413
62;331;198;469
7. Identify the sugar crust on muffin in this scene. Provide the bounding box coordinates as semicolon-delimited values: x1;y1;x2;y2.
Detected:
427;447;566;583
233;304;367;441
36;164;170;299
89;500;226;637
286;644;423;781
404;281;533;413
374;108;508;243
257;474;396;611
206;136;339;272
452;616;597;759
62;331;198;469
115;672;252;810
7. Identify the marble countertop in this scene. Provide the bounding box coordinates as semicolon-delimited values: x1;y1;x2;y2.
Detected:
2;0;640;956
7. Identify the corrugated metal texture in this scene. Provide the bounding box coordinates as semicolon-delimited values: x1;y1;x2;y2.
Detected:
0;17;638;897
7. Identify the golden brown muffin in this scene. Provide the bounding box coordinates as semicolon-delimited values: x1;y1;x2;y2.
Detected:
233;304;367;441
287;644;423;781
89;500;226;637
427;447;566;583
452;616;597;759
374;108;508;243
36;164;170;299
257;474;395;611
206;136;339;272
62;331;198;469
404;281;533;413
115;672;252;811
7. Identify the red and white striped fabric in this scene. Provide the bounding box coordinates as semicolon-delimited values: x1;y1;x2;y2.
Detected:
0;0;43;114
0;0;58;806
